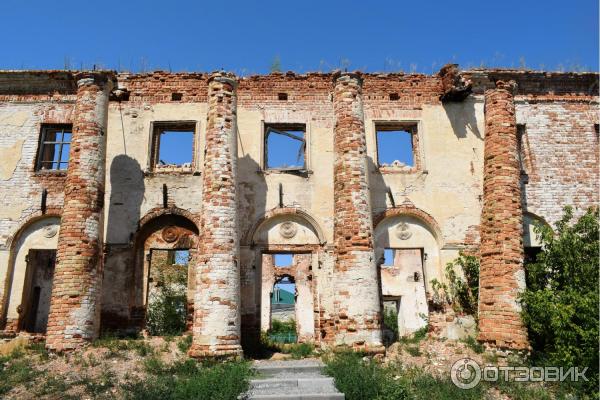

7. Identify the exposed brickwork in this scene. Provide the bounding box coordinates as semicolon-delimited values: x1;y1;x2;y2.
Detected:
189;72;243;358
516;102;599;224
478;80;529;350
332;73;383;353
0;67;596;355
45;72;114;351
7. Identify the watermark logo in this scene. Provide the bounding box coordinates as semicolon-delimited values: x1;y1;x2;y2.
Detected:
451;358;482;389
451;358;589;389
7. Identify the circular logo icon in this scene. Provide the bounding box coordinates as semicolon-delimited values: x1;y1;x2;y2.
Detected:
451;358;481;389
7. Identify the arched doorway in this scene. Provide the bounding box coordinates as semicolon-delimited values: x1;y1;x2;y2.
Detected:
131;212;198;334
240;208;325;352
374;211;441;339
2;216;61;333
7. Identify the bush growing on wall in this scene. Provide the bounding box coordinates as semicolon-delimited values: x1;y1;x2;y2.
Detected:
430;252;479;317
520;206;599;395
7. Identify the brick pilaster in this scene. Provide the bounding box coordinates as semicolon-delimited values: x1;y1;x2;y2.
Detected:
189;72;243;358
332;73;383;352
46;72;114;351
478;80;529;350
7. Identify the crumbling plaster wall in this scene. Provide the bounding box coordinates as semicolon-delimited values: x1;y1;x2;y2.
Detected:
0;101;73;325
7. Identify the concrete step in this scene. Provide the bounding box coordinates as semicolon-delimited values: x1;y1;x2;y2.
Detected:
250;377;336;391
246;359;344;400
247;394;344;400
253;359;325;376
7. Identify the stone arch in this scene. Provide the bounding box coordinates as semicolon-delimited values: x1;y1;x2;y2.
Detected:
1;214;61;331
120;208;199;333
137;207;199;238
523;211;551;248
243;207;326;246
373;206;443;246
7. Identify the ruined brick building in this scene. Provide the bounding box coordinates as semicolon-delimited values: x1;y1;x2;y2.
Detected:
0;66;597;356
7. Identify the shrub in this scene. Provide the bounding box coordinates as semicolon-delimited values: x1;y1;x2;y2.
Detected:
269;319;296;335
520;206;599;396
146;266;188;336
430;253;479;317
382;308;399;342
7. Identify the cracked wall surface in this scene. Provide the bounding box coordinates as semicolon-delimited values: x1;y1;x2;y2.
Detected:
0;67;596;353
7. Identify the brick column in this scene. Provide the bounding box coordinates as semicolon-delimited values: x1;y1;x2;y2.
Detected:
189;72;242;358
478;80;529;350
46;72;114;351
332;73;383;352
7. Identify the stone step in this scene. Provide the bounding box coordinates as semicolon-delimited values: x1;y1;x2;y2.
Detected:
246;359;344;400
250;377;336;391
247;394;344;400
253;359;325;376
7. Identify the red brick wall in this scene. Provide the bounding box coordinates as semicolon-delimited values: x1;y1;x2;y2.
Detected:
517;101;599;223
478;80;528;350
45;72;114;351
189;73;243;358
332;73;383;353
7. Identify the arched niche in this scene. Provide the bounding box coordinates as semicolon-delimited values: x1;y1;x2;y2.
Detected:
250;214;322;246
3;216;61;332
374;214;441;288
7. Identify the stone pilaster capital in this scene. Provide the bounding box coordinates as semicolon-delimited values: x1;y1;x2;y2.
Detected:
494;79;518;94
74;71;116;91
333;71;363;86
208;71;238;89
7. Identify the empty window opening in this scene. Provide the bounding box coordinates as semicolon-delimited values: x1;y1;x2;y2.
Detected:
146;249;189;335
20;249;56;333
517;124;527;174
382;248;395;267
389;93;399;101
274;253;293;268
152;123;195;171
265;124;306;170
278;92;288;101
376;126;415;168
269;276;297;343
171;93;183;101
36;125;72;171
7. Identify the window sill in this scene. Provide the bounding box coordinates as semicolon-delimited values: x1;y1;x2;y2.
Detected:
33;170;68;178
258;169;313;177
377;165;426;175
145;166;195;176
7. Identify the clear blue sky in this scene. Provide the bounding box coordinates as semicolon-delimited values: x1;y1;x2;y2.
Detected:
1;0;597;74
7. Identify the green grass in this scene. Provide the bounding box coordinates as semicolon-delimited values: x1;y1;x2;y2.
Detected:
283;342;315;359
460;335;485;354
120;357;253;400
92;335;155;357
176;334;193;353
324;351;588;400
323;351;408;400
398;326;428;345
0;350;41;396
